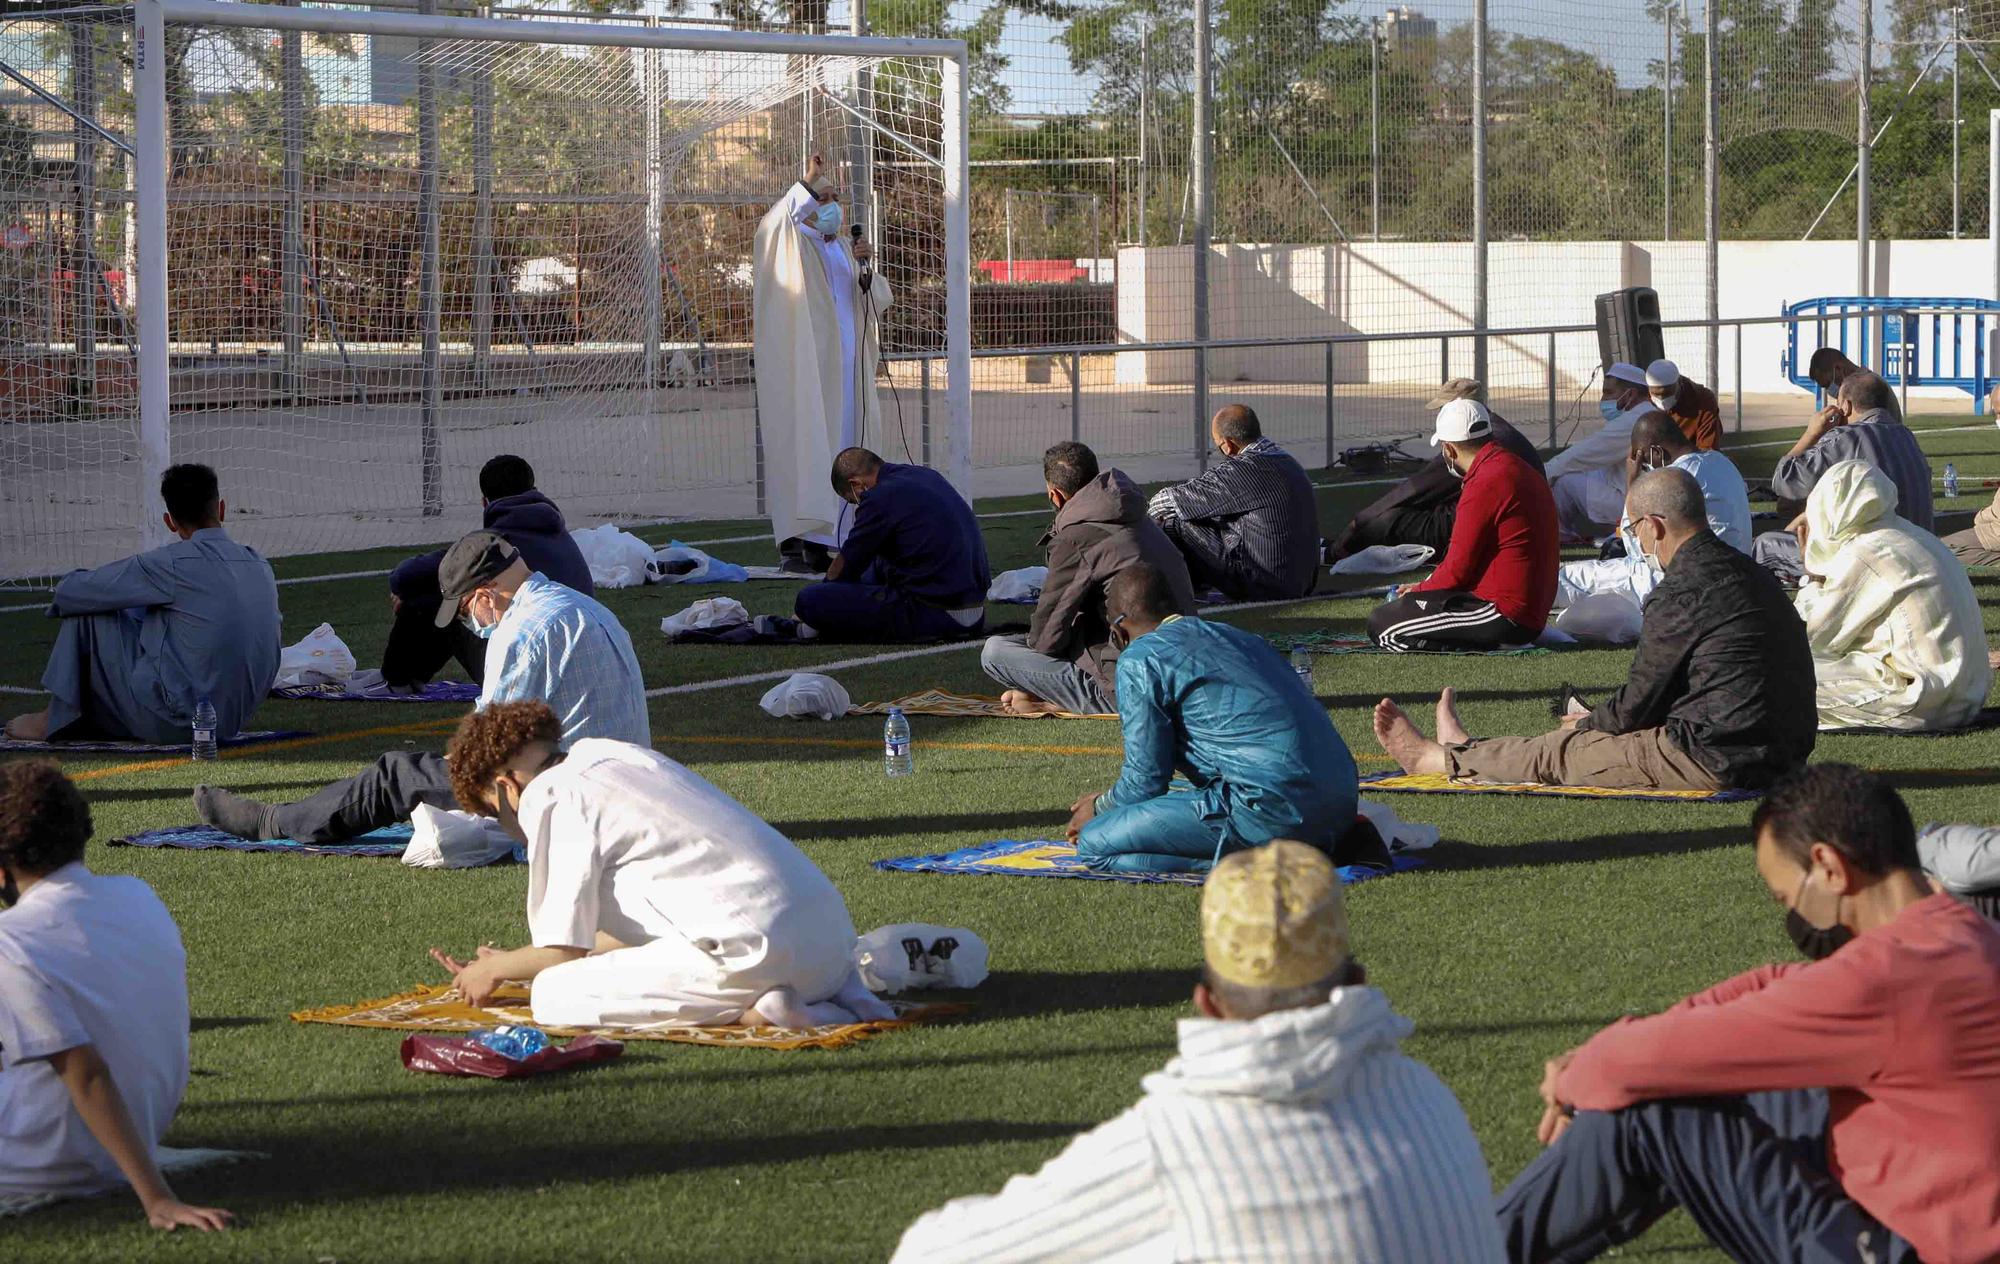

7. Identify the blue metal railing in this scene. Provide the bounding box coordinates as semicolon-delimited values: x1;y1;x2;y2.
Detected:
1784;295;2000;413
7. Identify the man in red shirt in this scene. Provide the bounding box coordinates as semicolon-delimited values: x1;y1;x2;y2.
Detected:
1495;764;2000;1264
1365;398;1557;652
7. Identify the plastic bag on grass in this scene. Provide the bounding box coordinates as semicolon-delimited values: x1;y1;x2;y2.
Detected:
400;1032;623;1079
275;622;357;688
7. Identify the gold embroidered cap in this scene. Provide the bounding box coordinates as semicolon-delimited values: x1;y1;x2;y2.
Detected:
1201;840;1351;989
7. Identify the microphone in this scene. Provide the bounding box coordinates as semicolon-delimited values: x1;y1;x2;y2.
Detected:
852;222;873;294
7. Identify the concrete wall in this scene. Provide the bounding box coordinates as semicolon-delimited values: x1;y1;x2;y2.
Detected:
1115;238;1999;403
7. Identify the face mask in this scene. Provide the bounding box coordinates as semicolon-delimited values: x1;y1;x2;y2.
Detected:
811;202;843;236
1600;398;1623;422
1651;391;1679;413
1784;869;1855;961
460;592;500;639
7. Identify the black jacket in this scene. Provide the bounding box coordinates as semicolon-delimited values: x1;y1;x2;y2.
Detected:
1328;411;1543;560
390;490;596;603
1032;470;1198;690
1579;530;1816;789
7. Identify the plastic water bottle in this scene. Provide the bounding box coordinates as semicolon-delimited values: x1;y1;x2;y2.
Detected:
473;1024;549;1060
190;696;217;763
1291;644;1313;691
883;706;913;778
1945;462;1959;500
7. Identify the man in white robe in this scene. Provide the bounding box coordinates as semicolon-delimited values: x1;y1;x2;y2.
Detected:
1545;361;1652;541
753;153;894;569
428;701;892;1029
1794;460;1992;732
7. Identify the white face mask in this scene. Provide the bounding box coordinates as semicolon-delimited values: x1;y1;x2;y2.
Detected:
1651;391;1679;413
810;201;844;236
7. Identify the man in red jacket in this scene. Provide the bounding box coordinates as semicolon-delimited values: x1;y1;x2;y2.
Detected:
1366;398;1557;652
1494;764;2000;1264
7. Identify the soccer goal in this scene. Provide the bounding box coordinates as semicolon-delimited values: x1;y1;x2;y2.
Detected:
11;0;970;579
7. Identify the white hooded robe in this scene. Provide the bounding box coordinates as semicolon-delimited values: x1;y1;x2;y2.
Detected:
752;182;894;549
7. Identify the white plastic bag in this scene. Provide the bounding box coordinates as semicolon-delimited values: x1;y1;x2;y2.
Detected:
1553;592;1644;646
987;566;1049;603
759;673;851;720
571;523;656;589
854;924;989;993
275;622;356;688
399;804;519;870
1355;798;1441;853
659;596;750;638
1329;543;1436;576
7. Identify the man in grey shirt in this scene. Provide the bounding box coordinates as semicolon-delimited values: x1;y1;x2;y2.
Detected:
1752;371;1932;579
4;464;281;745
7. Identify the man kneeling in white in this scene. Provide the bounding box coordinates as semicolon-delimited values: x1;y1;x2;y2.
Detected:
428;701;891;1028
892;840;1502;1263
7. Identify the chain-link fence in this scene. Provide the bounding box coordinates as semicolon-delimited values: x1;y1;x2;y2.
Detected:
0;0;1975;577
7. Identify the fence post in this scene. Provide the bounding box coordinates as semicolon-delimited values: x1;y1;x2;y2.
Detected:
1439;335;1449;383
1734;322;1743;432
1990;110;2000;301
1663;5;1672;242
1704;0;1719;389
643;15;663;392
280;17;303;400
71;22;99;419
1546;330;1557;450
417;0;443;517
921;356;933;468
134;0;171;552
1857;0;1872;297
1323;340;1335;467
1471;0;1488;388
1070;350;1082;443
471;5;494;386
1192;0;1213;470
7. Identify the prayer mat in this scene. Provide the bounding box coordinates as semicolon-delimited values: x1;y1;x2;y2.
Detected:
1358;771;1760;803
293;982;966;1051
848;689;1115;721
1820;708;2000;737
872;838;1425;886
273;680;480;703
1266;631;1551;657
0;729;307;755
112;822;418;858
739;566;822;581
0;1148;261;1219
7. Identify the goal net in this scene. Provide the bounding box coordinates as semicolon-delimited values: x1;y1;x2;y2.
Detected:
1;1;968;581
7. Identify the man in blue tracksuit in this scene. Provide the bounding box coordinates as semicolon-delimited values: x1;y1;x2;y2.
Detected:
794;448;992;643
1065;564;1360;874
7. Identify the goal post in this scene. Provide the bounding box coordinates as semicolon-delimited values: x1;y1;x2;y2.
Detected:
118;0;971;573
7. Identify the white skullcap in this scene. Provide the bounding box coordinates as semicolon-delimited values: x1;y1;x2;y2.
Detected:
1605;362;1649;388
1645;359;1680;390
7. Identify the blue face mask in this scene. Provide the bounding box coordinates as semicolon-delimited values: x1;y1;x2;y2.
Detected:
811;201;843;236
1599;398;1623;422
460;594;500;640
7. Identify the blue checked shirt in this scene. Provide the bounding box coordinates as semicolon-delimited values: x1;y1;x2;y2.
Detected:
478;573;649;747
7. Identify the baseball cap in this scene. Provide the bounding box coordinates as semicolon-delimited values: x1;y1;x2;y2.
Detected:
1425;378;1483;410
433;531;520;627
1201;840;1351;989
1430;397;1493;447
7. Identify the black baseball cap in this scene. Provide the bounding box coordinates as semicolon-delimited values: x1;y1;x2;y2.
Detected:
434;531;520;627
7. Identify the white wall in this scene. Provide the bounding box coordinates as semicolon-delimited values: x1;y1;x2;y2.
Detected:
1115;238;2000;401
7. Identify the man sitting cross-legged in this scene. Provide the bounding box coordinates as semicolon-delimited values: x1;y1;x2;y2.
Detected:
793;447;992;643
982;440;1196;717
1375;468;1816;793
427;701;892;1030
1064;565;1358;875
7;463;279;745
1494;765;2000;1264
892;840;1506;1263
1794;460;1992;732
1147;404;1321;600
1366;397;1557;653
195;530;646;845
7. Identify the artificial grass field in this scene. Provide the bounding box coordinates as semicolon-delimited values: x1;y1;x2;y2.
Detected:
5;415;2000;1262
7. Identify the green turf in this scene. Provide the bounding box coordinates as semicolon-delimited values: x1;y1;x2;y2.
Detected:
5;415;2000;1262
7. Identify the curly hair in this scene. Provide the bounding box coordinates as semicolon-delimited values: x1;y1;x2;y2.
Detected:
0;761;92;875
446;701;561;813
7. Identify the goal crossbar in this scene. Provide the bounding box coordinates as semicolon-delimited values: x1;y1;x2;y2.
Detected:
130;0;974;554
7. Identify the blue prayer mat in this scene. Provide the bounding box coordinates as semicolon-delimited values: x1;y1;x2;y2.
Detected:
111;822;416;858
0;729;308;755
272;681;480;703
873;838;1424;887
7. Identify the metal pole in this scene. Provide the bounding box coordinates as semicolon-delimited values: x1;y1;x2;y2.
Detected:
1070;350;1082;443
1704;0;1719;389
851;0;875;244
1091;193;1101;280
1953;2;1962;239
1546;330;1557;450
1663;4;1672;242
642;16;663;391
418;0;443;516
1734;322;1743;431
281;17;304;399
471;7;493;385
71;22;99;418
1472;0;1488;387
1138;22;1149;248
940;54;973;497
1323;340;1335;466
1370;18;1381;242
1991;109;2000;300
1004;188;1013;280
135;0;172;551
1193;0;1213;469
1857;0;1872;297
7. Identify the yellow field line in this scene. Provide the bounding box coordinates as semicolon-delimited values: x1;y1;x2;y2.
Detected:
67;718;461;783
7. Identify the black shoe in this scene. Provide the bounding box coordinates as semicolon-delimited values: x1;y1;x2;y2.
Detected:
1550;683;1594;722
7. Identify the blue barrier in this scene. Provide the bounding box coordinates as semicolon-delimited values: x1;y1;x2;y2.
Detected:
1783;296;2000;414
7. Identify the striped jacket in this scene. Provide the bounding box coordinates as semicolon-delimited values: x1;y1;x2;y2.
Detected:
891;987;1505;1263
1770;409;1934;531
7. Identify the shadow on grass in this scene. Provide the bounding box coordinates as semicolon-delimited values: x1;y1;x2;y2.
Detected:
1426;824;1746;872
192;1016;272;1033
774;811;1069;842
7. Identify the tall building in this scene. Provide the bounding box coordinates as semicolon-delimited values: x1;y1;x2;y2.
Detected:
1381;6;1438;52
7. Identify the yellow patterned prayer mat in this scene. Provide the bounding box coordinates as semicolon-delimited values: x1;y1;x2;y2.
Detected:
292;982;969;1051
1358;771;1759;804
847;688;1116;721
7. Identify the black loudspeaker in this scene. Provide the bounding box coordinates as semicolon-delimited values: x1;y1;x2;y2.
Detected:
1595;286;1664;372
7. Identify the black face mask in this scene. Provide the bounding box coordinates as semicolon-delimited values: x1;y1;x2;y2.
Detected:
1785;871;1855;961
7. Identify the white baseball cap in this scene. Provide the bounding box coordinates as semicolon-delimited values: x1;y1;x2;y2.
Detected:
1645;359;1681;390
1430;397;1493;446
1606;361;1649;389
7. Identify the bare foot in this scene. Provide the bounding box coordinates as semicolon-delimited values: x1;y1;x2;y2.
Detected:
1373;698;1450;775
1435;687;1469;746
999;689;1061;717
1989;649;2000;671
4;709;49;741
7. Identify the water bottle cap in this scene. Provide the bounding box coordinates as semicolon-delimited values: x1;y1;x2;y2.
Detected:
889;706;904;716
